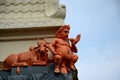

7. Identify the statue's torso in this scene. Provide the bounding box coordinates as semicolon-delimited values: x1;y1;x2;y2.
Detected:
54;38;72;57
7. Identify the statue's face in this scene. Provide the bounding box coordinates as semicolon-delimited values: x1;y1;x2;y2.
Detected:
61;29;69;38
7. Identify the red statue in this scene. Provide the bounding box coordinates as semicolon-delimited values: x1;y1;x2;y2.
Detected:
32;38;48;65
48;25;80;74
1;25;80;76
2;39;48;74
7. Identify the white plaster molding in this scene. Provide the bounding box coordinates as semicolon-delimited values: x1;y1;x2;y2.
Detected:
0;0;66;29
0;19;64;29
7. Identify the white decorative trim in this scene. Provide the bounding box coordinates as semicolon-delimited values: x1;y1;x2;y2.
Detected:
0;19;64;29
0;0;66;29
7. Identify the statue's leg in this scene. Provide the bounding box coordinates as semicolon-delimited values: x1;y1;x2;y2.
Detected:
60;60;67;74
19;62;28;66
16;66;20;75
69;54;78;71
53;55;62;73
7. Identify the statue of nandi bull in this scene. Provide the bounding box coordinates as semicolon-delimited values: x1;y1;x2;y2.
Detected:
2;38;48;74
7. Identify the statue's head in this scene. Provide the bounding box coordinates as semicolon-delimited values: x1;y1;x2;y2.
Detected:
37;38;47;53
55;25;70;39
29;46;35;51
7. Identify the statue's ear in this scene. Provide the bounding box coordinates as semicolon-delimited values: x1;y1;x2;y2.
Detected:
43;38;47;43
37;38;40;45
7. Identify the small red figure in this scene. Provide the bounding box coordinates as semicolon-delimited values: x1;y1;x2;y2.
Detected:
48;25;80;74
2;39;49;75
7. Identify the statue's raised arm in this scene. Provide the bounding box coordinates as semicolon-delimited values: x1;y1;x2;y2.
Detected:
69;34;81;53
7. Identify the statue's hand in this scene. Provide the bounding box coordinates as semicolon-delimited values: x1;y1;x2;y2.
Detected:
53;51;58;55
53;52;62;56
76;34;81;42
69;34;81;45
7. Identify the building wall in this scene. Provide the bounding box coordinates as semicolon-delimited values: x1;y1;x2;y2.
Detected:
0;0;65;69
0;26;59;61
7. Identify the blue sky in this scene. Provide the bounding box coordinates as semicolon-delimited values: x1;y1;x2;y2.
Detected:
60;0;120;80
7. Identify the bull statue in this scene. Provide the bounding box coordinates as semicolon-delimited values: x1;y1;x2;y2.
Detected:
2;38;49;75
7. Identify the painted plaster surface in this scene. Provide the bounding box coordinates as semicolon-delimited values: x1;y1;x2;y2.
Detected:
0;0;66;29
